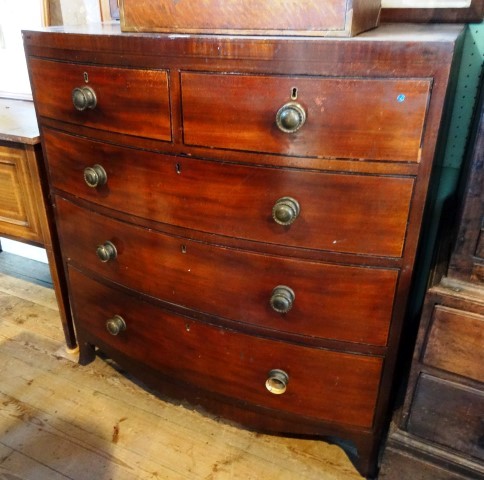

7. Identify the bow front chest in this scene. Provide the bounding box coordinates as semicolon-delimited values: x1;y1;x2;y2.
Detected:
24;24;464;478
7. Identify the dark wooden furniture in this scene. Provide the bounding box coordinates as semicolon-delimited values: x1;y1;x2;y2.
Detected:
119;0;381;37
379;82;484;479
24;24;464;478
0;98;76;349
448;95;484;283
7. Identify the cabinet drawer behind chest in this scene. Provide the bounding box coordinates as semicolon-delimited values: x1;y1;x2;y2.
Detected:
408;374;484;462
422;305;484;383
44;129;414;257
56;197;398;346
69;266;383;428
181;73;431;162
28;58;171;141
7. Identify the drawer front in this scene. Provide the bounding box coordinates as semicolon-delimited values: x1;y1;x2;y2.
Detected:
69;266;383;428
408;374;484;461
29;58;171;141
423;305;484;383
44;129;414;257
181;73;431;162
56;197;398;346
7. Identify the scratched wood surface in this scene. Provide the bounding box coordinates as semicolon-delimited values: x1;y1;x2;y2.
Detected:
0;253;362;480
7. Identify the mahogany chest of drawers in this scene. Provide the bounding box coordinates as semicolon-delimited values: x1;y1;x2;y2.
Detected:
24;24;464;478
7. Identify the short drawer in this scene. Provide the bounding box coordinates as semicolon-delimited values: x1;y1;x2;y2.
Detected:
69;266;383;428
29;58;171;141
181;72;431;162
408;374;484;461
56;197;398;346
44;129;414;257
423;305;484;383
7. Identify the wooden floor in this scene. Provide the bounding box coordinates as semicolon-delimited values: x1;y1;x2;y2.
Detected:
0;252;363;480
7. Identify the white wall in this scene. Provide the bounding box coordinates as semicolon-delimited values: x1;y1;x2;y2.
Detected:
58;0;101;25
0;237;48;263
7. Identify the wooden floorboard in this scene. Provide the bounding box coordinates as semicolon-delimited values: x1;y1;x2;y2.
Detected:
0;257;363;479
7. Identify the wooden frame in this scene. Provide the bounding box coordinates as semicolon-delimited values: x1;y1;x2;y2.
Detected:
381;0;483;22
100;0;120;21
42;0;50;26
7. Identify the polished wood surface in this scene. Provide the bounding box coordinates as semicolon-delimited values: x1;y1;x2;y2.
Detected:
69;266;383;429
24;24;465;478
28;58;171;142
182;73;430;162
56;196;398;347
44;128;414;258
120;0;381;36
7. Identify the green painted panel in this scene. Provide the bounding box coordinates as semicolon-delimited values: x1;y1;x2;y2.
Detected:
444;23;484;169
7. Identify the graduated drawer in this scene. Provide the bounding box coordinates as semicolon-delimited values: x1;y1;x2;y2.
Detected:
408;374;484;461
69;266;383;428
56;197;398;346
44;129;414;257
423;305;484;383
181;72;431;162
28;58;171;141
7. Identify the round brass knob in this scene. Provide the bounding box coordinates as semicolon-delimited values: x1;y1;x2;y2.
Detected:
72;86;97;111
96;241;117;263
84;164;107;188
106;315;126;336
265;369;289;395
276;102;306;133
272;197;300;226
270;285;295;313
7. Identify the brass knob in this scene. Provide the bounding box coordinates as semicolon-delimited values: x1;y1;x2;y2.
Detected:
265;369;289;395
84;164;107;188
276;102;306;133
96;241;117;263
272;197;300;226
106;315;126;336
72;86;97;111
270;285;295;313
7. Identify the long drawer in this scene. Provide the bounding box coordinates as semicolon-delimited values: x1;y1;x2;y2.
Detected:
44;129;414;257
56;197;398;346
28;58;171;141
408;374;484;462
69;266;383;428
181;73;431;162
